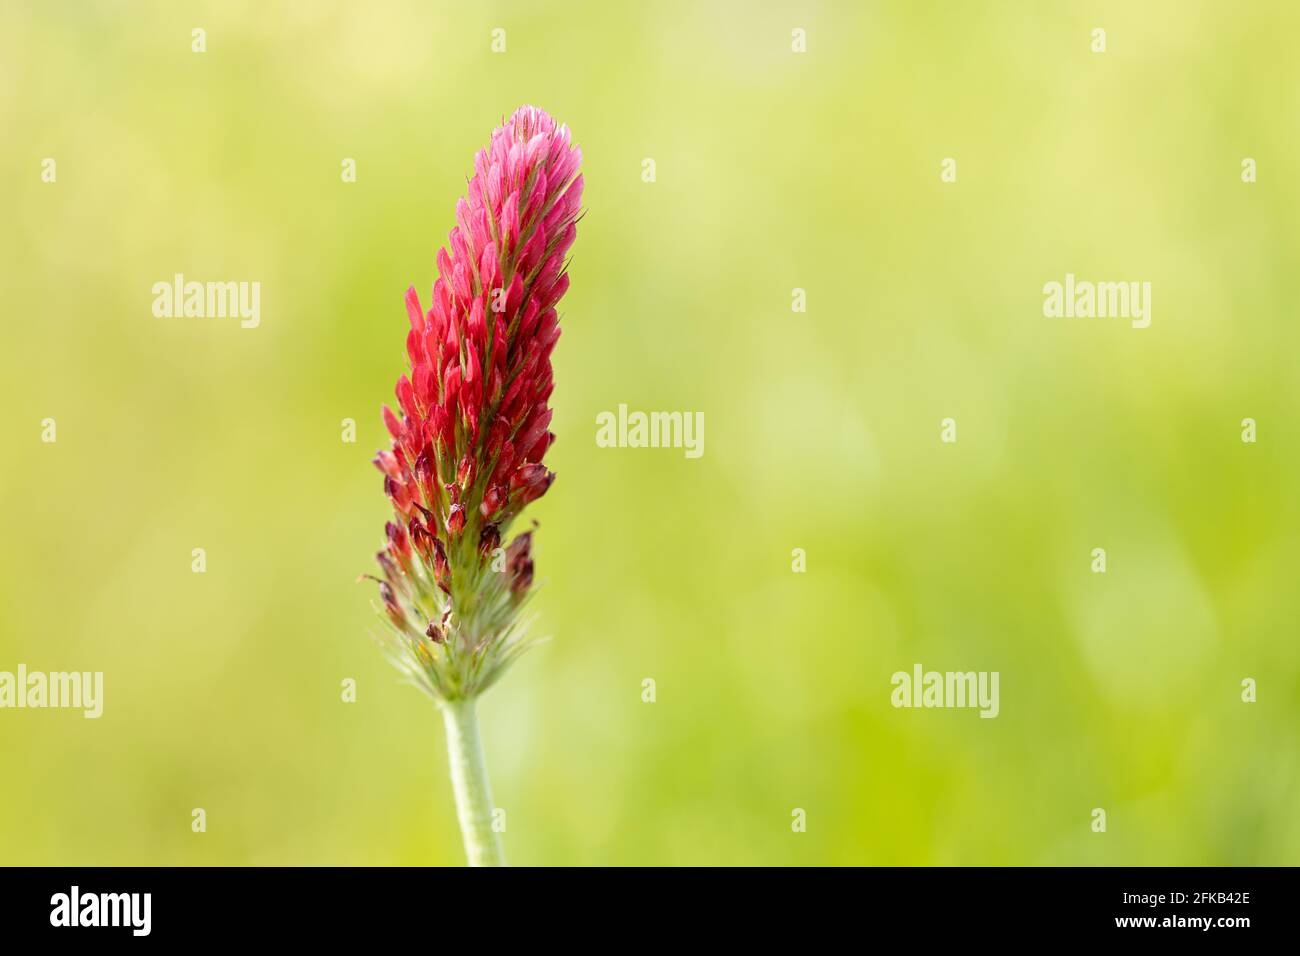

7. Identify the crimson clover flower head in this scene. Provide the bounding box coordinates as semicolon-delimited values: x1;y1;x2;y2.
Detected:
368;105;581;700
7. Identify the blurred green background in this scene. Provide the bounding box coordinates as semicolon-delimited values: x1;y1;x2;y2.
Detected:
2;0;1297;865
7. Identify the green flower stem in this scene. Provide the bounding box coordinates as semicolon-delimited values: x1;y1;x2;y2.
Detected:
441;697;505;867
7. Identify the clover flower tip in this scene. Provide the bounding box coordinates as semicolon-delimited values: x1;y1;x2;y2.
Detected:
366;105;581;704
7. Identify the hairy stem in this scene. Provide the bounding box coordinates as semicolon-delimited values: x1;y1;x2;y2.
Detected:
441;697;505;866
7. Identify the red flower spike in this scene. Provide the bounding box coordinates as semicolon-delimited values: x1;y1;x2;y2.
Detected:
367;105;581;704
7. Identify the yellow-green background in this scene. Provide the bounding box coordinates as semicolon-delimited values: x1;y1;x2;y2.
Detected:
1;0;1297;865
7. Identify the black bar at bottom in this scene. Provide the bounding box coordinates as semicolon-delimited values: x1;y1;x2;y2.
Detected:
0;866;1282;941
